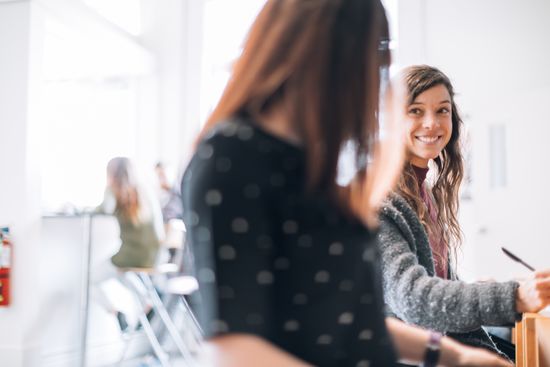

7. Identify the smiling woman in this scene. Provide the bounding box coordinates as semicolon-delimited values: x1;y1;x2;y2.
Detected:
397;65;464;264
376;65;550;363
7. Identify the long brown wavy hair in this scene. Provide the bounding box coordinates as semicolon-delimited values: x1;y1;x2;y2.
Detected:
198;0;402;225
397;65;464;261
107;157;141;225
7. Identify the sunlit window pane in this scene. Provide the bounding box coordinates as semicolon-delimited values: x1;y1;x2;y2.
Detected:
40;79;138;212
200;0;266;125
40;17;144;213
82;0;142;36
199;0;399;125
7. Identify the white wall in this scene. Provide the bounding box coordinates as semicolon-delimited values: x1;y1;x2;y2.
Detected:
0;1;205;365
0;1;43;366
398;0;550;280
140;0;204;175
40;216;152;367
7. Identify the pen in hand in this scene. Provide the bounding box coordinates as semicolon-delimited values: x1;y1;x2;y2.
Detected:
501;247;536;272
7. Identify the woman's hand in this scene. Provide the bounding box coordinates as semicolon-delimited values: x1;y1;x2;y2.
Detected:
386;318;511;367
454;346;513;366
516;269;550;313
201;334;312;367
440;336;512;367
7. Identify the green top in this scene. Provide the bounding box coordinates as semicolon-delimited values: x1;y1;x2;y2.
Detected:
111;213;160;268
98;187;163;269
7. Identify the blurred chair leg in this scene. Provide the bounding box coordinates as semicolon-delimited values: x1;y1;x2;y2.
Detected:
120;272;171;367
178;295;203;352
163;275;203;353
116;329;131;366
138;273;197;366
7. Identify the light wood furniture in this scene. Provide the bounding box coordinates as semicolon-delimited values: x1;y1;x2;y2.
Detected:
515;312;550;367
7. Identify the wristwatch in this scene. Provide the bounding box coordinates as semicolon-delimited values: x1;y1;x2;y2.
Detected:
422;331;442;367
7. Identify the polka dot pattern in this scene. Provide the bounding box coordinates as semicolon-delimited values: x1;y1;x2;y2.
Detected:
329;242;344;255
256;271;274;285
198;268;216;283
197;144;214;159
338;312;355;325
283;319;300;332
231;218;249;233
188;211;199;226
183;119;398;366
220;123;238;137
359;329;373;341
205;189;223;206
317;334;333;345
362;247;376;262
211;319;228;333
237;125;254;140
218;245;236;260
339;280;354;291
314;270;330;283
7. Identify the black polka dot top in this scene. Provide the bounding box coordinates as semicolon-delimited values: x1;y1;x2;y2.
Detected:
182;117;397;367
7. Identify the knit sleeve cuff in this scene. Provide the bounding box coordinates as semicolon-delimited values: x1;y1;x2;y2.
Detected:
479;280;520;326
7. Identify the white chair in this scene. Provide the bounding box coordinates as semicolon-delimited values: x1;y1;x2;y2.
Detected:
117;266;200;367
116;218;203;366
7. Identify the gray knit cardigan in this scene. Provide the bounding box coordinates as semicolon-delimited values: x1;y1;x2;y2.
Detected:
377;193;520;352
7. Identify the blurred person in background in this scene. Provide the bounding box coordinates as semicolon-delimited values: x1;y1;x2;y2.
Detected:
93;157;164;331
155;161;184;265
155;161;183;225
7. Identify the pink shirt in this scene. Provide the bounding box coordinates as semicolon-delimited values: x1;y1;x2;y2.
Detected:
411;165;449;279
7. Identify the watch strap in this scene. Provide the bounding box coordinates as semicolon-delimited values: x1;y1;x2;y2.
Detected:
422;331;442;367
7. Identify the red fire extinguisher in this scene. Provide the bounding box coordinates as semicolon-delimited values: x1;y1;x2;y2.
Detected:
0;227;12;306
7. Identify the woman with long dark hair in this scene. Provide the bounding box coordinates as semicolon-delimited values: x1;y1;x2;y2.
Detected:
377;65;550;361
182;2;511;366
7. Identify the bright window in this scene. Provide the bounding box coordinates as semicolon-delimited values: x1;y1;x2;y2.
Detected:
83;0;142;36
199;0;399;125
39;9;149;212
40;79;138;211
199;0;267;125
